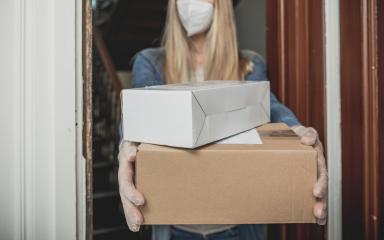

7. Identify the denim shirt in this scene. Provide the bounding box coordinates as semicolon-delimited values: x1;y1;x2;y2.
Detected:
131;48;300;127
128;48;300;240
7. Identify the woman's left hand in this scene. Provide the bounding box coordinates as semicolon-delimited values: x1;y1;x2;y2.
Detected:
291;125;328;225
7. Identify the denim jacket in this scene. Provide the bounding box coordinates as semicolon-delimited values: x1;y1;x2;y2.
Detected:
131;48;300;127
129;48;300;240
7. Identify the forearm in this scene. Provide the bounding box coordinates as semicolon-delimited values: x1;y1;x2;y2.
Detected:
270;93;301;127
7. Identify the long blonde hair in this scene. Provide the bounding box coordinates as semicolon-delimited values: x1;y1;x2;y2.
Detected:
162;0;251;84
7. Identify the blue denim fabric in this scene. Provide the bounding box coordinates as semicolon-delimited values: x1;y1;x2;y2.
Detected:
131;48;300;127
126;48;301;240
170;226;240;240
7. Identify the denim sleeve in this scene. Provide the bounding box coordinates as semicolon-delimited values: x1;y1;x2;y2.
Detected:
118;53;159;143
131;52;159;88
246;55;301;127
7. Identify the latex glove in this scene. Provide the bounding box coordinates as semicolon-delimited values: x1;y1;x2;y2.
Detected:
291;125;328;225
118;141;145;232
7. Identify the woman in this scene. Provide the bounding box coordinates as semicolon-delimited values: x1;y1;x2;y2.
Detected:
118;0;328;239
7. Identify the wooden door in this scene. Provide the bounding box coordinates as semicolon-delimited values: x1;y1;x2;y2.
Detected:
340;0;383;239
267;0;384;239
267;0;326;239
380;2;384;237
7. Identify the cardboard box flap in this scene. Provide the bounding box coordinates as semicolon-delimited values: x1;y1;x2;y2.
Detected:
259;85;271;119
191;94;206;145
138;124;312;152
257;122;290;131
192;81;270;115
190;81;270;146
138;143;314;152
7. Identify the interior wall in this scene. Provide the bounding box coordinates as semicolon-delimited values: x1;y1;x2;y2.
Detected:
0;0;79;239
0;1;22;238
235;0;266;58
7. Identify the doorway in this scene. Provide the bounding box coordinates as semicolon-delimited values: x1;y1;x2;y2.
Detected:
84;0;328;239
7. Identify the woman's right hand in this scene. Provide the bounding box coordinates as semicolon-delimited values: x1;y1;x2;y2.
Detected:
118;141;145;232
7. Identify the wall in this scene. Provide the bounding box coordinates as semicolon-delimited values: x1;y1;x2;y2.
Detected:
0;1;22;238
235;0;266;58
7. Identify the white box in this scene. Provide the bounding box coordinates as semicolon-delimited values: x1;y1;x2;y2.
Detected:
121;80;270;148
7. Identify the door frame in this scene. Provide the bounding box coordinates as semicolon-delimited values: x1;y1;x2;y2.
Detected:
0;0;81;239
324;0;342;239
81;0;343;239
83;0;93;239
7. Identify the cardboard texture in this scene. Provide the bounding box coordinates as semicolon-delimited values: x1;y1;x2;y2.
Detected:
136;123;317;224
121;80;270;148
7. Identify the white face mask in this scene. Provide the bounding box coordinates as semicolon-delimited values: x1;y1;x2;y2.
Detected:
177;0;214;37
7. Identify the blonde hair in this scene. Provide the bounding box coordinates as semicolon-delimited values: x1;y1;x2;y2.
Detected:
162;0;251;84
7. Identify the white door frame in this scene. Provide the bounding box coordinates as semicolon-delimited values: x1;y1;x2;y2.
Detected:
325;0;343;239
0;0;82;239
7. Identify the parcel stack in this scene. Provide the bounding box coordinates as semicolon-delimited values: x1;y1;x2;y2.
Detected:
121;80;317;225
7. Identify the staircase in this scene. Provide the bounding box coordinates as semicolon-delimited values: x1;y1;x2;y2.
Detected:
100;0;168;70
92;1;168;239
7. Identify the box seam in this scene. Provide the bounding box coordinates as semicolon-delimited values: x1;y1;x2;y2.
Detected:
192;92;207;146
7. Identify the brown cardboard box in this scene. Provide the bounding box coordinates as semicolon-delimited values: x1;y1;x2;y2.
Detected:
136;123;317;224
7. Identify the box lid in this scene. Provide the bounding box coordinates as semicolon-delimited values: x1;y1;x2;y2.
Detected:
138;123;309;151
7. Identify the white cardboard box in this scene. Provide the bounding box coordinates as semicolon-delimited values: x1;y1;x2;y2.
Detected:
121;80;270;148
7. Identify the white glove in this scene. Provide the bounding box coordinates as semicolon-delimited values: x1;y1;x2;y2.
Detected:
291;125;328;225
117;141;145;232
